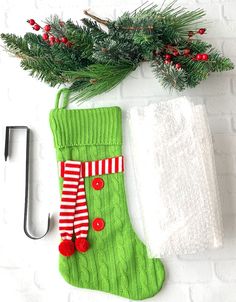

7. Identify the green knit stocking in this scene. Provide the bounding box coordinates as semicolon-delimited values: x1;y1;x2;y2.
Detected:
49;105;165;300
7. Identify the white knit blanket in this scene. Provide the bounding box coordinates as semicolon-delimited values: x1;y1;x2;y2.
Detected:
127;97;223;257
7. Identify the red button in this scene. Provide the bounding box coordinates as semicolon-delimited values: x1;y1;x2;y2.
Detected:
92;178;104;190
92;218;105;231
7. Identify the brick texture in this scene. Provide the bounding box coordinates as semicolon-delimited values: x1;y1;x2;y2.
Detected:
0;0;236;302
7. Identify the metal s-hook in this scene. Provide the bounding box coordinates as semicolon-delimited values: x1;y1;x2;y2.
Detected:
4;126;50;239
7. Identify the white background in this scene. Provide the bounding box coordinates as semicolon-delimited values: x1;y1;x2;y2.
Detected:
1;0;236;301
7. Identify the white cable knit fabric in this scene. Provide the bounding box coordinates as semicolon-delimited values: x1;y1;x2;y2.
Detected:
127;97;223;257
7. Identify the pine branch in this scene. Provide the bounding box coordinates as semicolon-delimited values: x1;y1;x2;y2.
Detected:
208;49;234;72
152;58;187;91
80;18;108;41
1;33;32;56
184;40;211;54
67;63;136;101
21;57;68;86
0;1;234;102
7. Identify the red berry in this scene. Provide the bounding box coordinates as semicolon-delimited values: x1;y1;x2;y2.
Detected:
61;37;68;44
202;53;209;61
49;36;55;43
183;48;191;55
164;59;171;64
28;19;35;25
55;37;61;43
175;63;181;70
196;53;203;61
42;33;49;40
165;54;171;60
44;24;51;32
33;24;40;31
173;50;179;56
198;28;206;35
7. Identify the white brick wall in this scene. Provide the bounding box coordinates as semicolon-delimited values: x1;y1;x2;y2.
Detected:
0;0;236;301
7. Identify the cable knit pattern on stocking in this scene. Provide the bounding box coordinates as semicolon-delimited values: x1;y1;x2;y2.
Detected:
49;106;165;300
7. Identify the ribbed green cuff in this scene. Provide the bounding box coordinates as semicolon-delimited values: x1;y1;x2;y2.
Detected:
49;106;122;148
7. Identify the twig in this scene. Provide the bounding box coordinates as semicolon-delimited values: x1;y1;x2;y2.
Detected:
83;9;109;26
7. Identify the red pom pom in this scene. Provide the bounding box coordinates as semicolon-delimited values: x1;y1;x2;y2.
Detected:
28;19;35;25
33;24;40;31
198;28;206;35
202;53;209;61
55;37;61;43
75;238;90;253
196;53;203;61
59;240;75;257
164;59;171;64
44;24;51;32
61;37;68;44
42;33;49;41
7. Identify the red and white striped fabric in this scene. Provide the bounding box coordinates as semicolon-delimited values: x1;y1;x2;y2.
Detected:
58;155;124;256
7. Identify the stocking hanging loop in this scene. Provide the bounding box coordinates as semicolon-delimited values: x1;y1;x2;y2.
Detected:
55;88;70;109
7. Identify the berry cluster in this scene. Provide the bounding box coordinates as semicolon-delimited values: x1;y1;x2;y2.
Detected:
158;27;209;70
163;53;182;69
27;19;72;47
194;53;209;61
